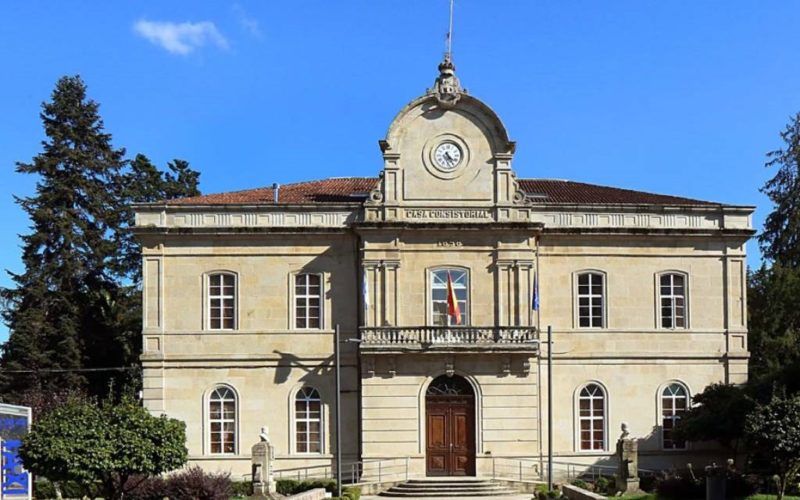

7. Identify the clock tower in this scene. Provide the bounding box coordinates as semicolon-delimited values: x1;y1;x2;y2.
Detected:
364;56;531;224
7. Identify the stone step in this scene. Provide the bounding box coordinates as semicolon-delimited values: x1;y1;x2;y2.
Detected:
379;478;519;498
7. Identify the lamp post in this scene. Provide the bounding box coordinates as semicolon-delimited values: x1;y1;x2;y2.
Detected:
547;325;553;491
334;324;361;499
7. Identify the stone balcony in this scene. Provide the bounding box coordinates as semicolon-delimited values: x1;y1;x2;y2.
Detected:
359;326;539;353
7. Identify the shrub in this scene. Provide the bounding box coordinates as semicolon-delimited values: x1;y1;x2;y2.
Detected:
343;485;361;500
638;473;658;493
230;480;252;497
594;476;615;495
570;478;589;490
276;478;337;495
654;470;704;499
163;466;232;500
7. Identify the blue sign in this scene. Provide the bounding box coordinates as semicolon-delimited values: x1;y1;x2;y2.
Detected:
0;404;32;500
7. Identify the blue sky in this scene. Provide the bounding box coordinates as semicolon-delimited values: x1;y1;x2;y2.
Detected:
1;2;799;341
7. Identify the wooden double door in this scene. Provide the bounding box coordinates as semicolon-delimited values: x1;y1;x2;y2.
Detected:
425;396;476;476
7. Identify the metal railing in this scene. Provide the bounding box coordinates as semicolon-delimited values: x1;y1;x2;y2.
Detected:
360;326;539;348
491;457;541;481
271;457;411;485
546;460;656;483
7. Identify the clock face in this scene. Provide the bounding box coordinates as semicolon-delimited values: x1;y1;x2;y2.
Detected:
434;142;462;171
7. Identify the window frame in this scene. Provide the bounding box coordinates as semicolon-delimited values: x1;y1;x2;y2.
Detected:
291;386;324;455
573;270;607;329
291;272;325;330
659;381;691;451
428;267;471;326
205;384;239;455
204;271;238;331
655;271;690;330
574;381;608;453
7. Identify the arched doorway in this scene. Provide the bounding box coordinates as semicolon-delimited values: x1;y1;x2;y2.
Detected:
425;375;476;476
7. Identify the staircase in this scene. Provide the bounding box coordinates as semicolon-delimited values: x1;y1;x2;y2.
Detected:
379;477;519;497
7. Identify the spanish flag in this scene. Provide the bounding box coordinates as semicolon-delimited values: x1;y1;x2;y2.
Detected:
446;271;462;325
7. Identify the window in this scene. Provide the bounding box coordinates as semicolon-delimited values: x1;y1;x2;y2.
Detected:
295;274;322;329
208;273;236;330
662;383;689;449
431;268;469;326
295;387;322;453
578;383;606;451
577;272;605;328
659;273;687;329
208;386;237;454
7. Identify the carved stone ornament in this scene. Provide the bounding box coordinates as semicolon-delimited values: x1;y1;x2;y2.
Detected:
428;55;464;109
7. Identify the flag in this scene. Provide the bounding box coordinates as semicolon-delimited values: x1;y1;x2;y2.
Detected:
446;271;462;325
362;269;369;310
532;271;540;311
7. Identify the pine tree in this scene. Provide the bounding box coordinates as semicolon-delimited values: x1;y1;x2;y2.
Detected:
749;112;800;381
0;76;201;401
760;112;800;267
0;76;125;398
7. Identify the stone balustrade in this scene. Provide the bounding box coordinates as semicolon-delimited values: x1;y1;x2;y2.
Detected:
359;326;539;353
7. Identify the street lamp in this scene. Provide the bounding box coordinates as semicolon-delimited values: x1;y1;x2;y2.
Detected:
334;324;361;499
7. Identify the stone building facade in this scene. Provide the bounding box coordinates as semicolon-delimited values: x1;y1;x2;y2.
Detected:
134;58;754;479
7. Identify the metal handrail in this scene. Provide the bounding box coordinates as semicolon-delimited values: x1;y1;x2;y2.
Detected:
270;457;412;485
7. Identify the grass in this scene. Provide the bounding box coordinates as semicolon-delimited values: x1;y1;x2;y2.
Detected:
744;496;800;500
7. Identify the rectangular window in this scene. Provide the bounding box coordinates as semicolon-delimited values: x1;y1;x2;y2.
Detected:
431;269;469;326
660;274;686;329
209;274;236;330
295;274;322;329
577;273;604;328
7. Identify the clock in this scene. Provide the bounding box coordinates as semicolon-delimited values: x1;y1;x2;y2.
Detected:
433;142;462;171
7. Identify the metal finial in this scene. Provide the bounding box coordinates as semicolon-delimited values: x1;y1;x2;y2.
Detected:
446;0;455;61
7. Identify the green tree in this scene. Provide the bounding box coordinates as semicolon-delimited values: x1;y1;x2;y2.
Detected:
20;396;187;500
748;265;800;380
760;112;800;268
0;76;201;400
0;75;125;397
673;383;755;460
744;393;800;500
748;111;800;382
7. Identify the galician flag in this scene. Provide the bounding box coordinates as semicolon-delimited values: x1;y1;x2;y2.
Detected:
446;271;462;325
532;271;540;311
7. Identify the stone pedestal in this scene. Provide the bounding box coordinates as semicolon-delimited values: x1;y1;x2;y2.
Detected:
615;437;640;494
251;428;277;499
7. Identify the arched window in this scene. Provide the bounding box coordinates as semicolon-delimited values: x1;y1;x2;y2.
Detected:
295;387;322;453
658;273;687;329
578;383;606;451
430;268;469;326
576;272;605;328
208;272;236;330
661;383;689;449
208;386;237;454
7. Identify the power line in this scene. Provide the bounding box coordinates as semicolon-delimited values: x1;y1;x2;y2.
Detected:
0;366;138;374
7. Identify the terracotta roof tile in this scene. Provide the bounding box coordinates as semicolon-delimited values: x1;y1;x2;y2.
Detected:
168;177;379;205
518;179;718;206
164;177;719;207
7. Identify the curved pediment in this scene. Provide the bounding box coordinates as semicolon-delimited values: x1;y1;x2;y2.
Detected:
369;59;525;223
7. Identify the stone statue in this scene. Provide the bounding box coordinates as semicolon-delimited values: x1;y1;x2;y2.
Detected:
251;427;277;499
615;425;640;494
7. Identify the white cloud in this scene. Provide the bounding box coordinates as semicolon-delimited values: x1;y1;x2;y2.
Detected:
133;19;229;55
232;4;262;38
